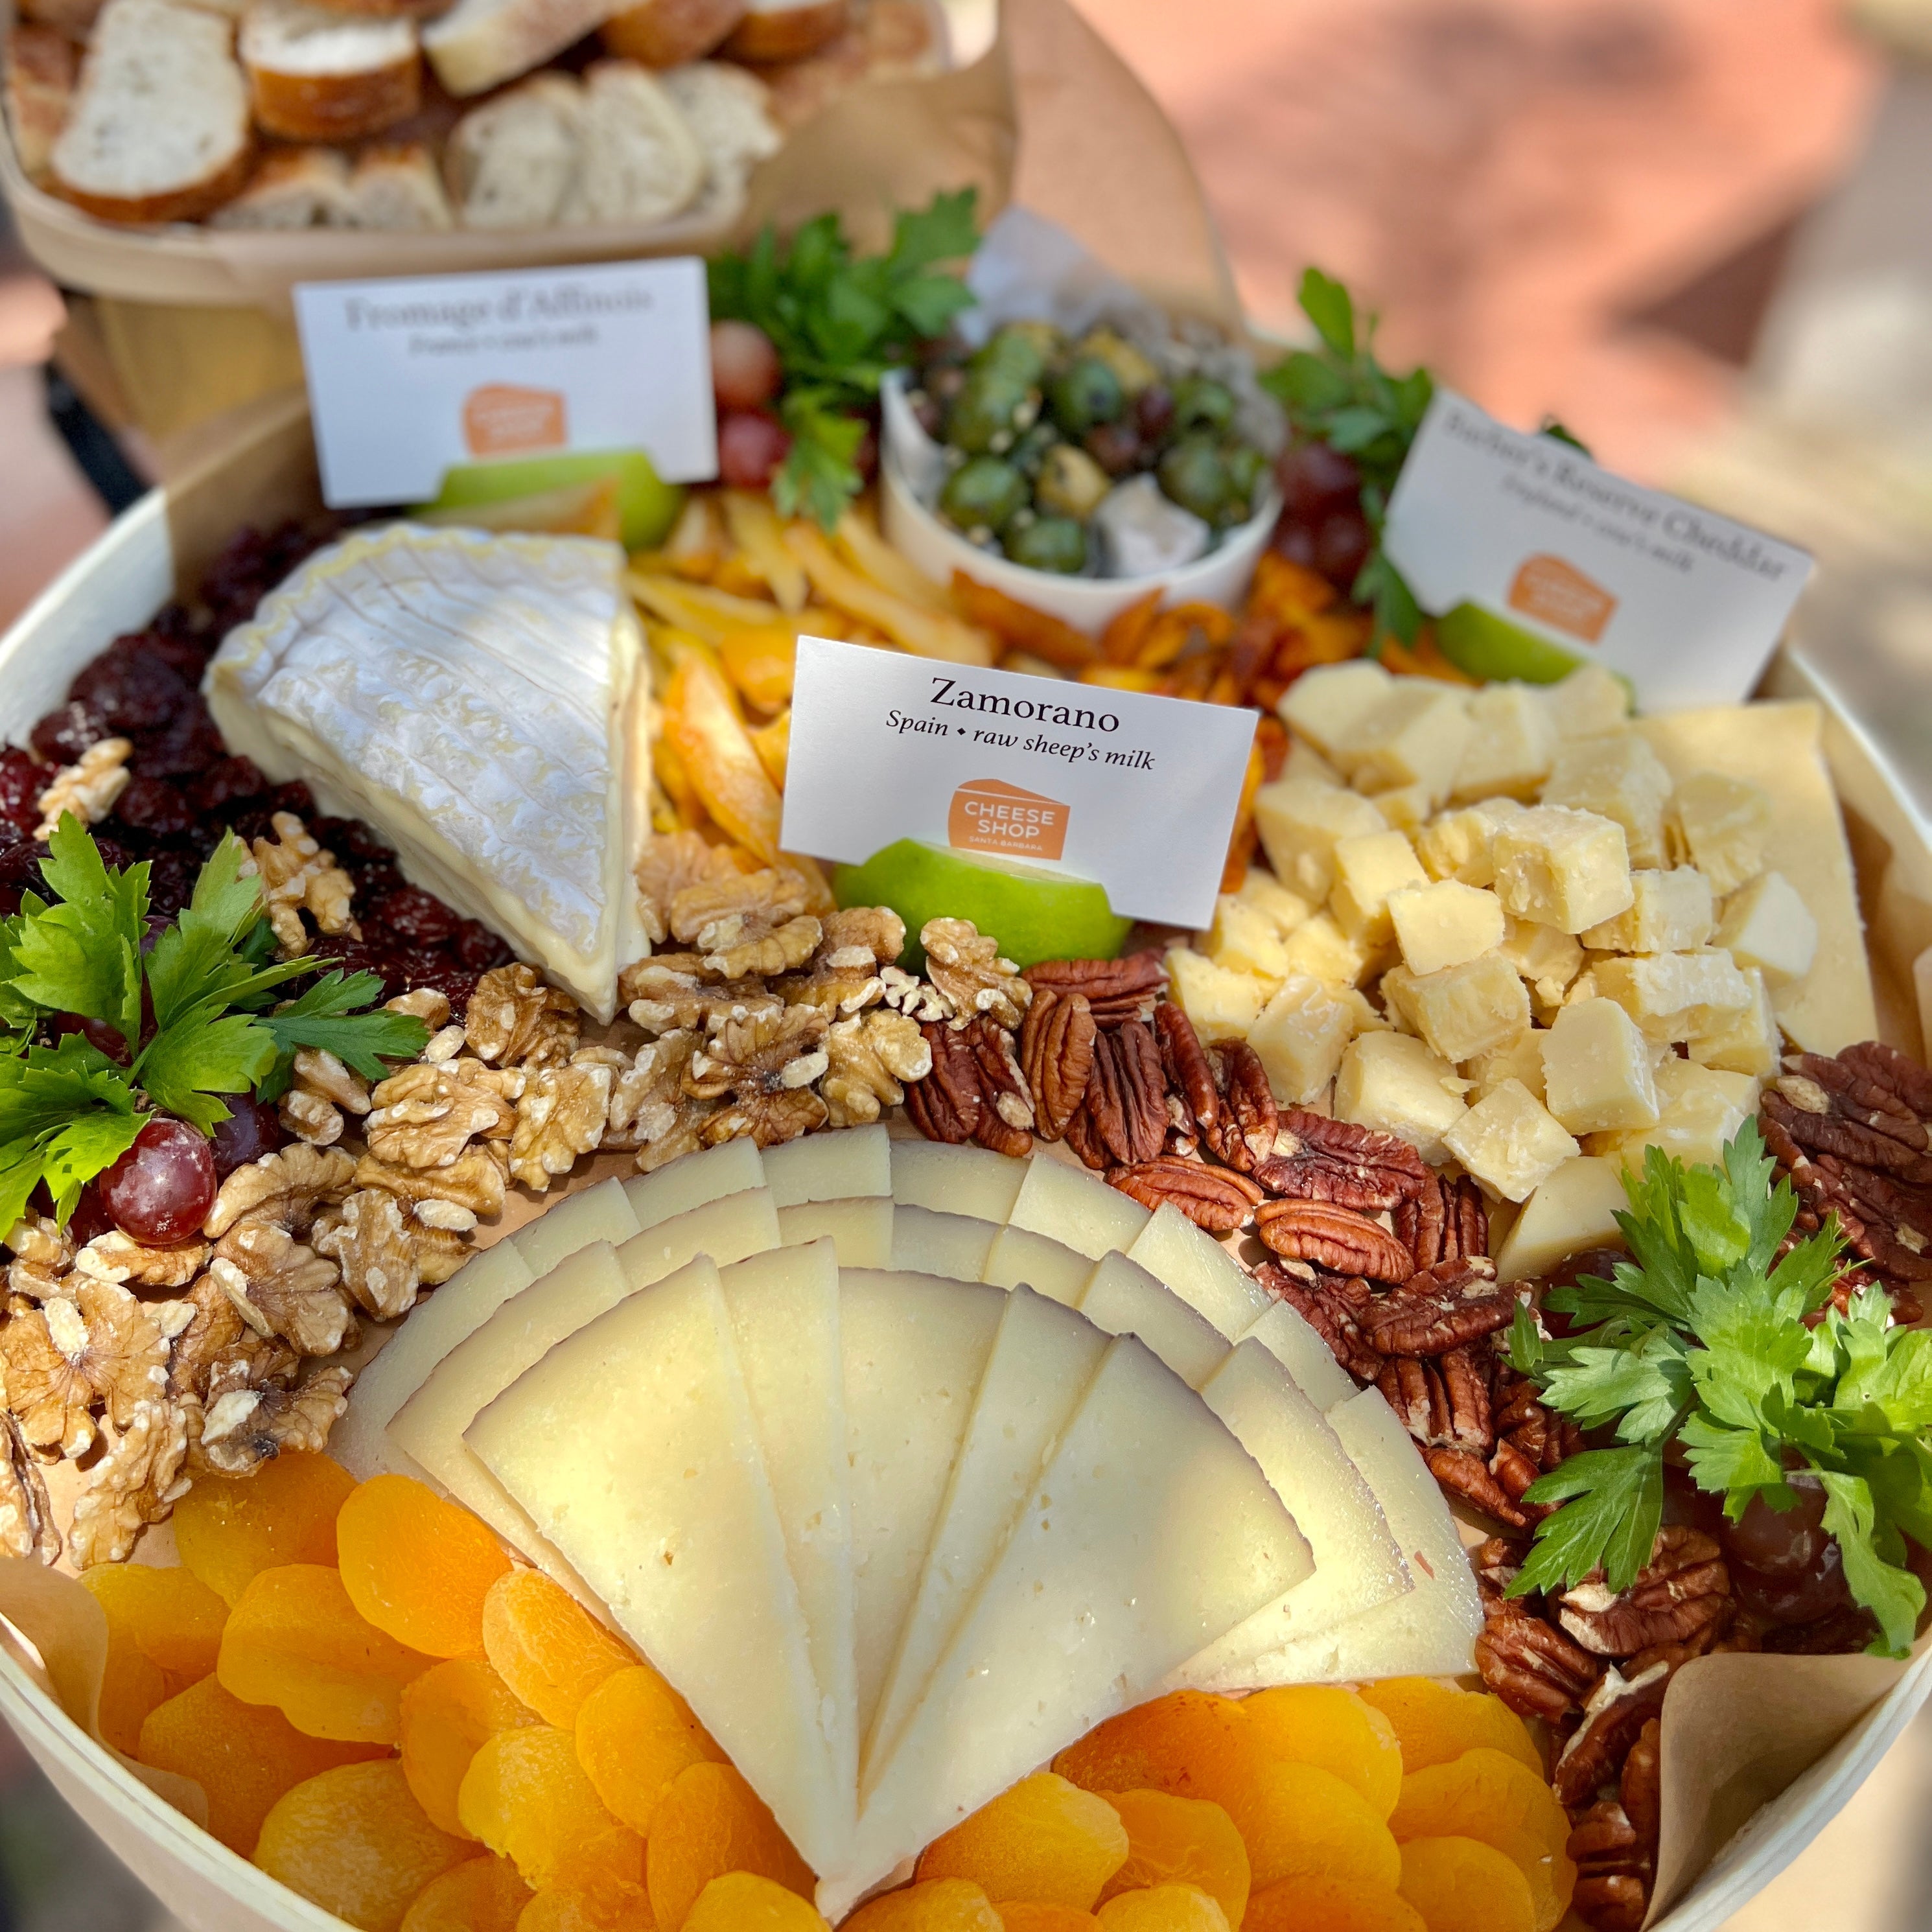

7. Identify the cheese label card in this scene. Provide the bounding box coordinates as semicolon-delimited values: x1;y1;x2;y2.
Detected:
1382;388;1812;708
782;638;1256;929
294;259;717;507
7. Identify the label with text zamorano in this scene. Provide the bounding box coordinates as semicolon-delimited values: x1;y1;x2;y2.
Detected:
780;638;1258;929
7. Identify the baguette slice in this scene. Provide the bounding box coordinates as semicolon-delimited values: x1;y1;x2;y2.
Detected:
658;57;776;220
445;69;580;226
240;0;419;142
21;0;104;38
4;23;77;182
557;58;701;226
346;137;451;226
598;0;740;65
422;0;614;98
208;141;349;224
721;0;844;62
50;0;253;224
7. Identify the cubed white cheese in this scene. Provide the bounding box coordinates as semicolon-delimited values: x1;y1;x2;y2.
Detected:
1334;1032;1470;1165
1167;948;1272;1040
1493;806;1634;934
1498;917;1584;1008
1538;663;1631;738
1463;1030;1550;1106
1495;1156;1630;1283
1541;733;1675;868
1255;777;1388;902
1366;783;1434;833
1444;1079;1580;1202
1203;896;1293;984
1334;682;1475;805
1417;798;1524;888
1402;950;1532;1064
1279;913;1371;990
1450;684;1558;803
1331;831;1429;946
1581;868;1715;955
1282;738;1344;786
1592;1059;1760;1173
1539;998;1661;1134
1668;772;1772;896
1593;949;1754;1042
1250;973;1358;1104
1715;870;1819;986
1277;660;1395;757
1388;880;1507;977
1235;868;1316;935
1688;966;1780;1080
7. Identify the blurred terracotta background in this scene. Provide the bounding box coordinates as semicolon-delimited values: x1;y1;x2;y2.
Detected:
4;0;1932;1924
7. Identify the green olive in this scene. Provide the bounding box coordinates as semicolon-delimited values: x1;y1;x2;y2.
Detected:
1157;436;1233;524
1172;375;1236;436
1224;443;1268;513
972;321;1061;388
1035;443;1113;521
1008;421;1060;478
1048;357;1126;437
1075;326;1159;396
948;369;1035;455
1003;515;1089;575
940;455;1029;534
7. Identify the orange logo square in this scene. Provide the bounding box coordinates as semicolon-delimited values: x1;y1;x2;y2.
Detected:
948;778;1069;861
1507;552;1617;643
462;384;568;459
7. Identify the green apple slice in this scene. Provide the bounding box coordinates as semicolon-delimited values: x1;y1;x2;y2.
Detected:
421;449;684;551
833;841;1132;970
1434;601;1585;686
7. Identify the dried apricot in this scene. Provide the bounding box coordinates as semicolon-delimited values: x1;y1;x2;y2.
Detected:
218;1564;434;1744
82;1562;228;1677
1096;1792;1247;1926
1470;1826;1574;1932
96;1628;170;1756
917;1773;1129;1910
1095;1887;1229;1931
402;1657;542;1838
1244;1876;1427;1932
254;1759;475;1932
402;1854;533;1932
1053;1693;1258;1806
1395;1837;1535;1932
1388;1750;1568;1859
575;1664;725;1838
646;1762;813;1931
1355;1681;1541;1776
137;1675;384;1856
338;1474;513;1659
483;1570;635;1728
684;1872;830;1929
842;1880;1003;1931
518;1878;658;1931
176;1453;357;1606
1240;1687;1404;1819
996;1910;1100;1931
461;1725;645;1893
1218;1762;1401;1896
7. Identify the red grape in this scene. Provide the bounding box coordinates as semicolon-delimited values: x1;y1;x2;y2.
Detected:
1278;439;1362;521
717;410;792;489
1721;1474;1830;1577
209;1099;284;1178
67;1185;113;1249
1312;506;1373;588
710;321;783;412
1732;1541;1848;1626
97;1117;216;1246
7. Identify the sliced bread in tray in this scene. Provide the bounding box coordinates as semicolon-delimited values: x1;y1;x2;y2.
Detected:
445;68;580;225
422;0;614;99
598;0;741;65
556;58;701;224
49;0;253;224
347;137;452;226
721;0;846;63
240;0;421;142
207;141;350;223
4;22;78;182
658;58;776;220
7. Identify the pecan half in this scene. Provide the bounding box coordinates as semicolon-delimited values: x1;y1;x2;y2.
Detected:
1395;1172;1491;1268
1426;1445;1528;1529
1378;1344;1493;1451
1255;1108;1432;1211
1476;1594;1603;1719
1568;1800;1651;1932
1256;1261;1384;1382
1557;1526;1729;1658
1620;1717;1662;1851
1763;1086;1932;1185
904;1021;984;1145
1838;1040;1932;1119
1108;1156;1264;1233
1473;1535;1528;1600
1081;1021;1167;1168
1255;1200;1412;1281
1785;1049;1929;1148
1023;951;1167;1026
1360;1257;1511;1355
1154;1002;1219;1137
1020;986;1096;1141
1554;1659;1671;1808
966;1016;1034;1135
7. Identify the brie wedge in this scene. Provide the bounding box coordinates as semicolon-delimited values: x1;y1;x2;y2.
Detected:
205;524;649;1021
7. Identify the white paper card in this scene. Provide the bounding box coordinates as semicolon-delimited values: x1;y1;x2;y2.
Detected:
1384;389;1812;708
294;260;717;507
782;639;1257;929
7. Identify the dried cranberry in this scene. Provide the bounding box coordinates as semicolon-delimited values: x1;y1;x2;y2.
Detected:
89;835;134;875
1084;421;1143;476
199;520;334;636
69;638;195;735
401;959;480;1019
1272;517;1320;573
1135;384;1176;442
113;774;196;839
146;851;198;918
373;886;461;946
130;704;225;778
327;942;406;1002
191;756;269;815
451;918;513;972
209;1097;285;1178
0;748;43;841
30;701;112;765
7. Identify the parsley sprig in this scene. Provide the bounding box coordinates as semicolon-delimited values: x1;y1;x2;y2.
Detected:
0;817;428;1232
709;191;981;528
1507;1123;1932;1656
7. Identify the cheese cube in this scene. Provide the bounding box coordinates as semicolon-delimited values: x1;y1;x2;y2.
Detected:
1581;868;1714;955
1334;1032;1469;1165
1539;998;1660;1134
1668;772;1772;895
1167;948;1270;1040
1250;973;1358;1104
1444;1079;1579;1202
1715;871;1819;986
1495;1157;1630;1284
1335;682;1475;804
1463;1030;1549;1106
1417;797;1524;887
1204;897;1292;984
1235;868;1315;935
1282;738;1344;786
1279;913;1371;990
1593;949;1754;1042
1592;1059;1760;1173
1498;917;1583;1008
1541;734;1675;868
1366;784;1432;833
1402;950;1531;1064
1277;660;1395;756
1387;880;1507;976
1538;663;1631;738
1331;831;1429;946
1689;966;1780;1079
1450;684;1558;803
1255;777;1389;902
1493;806;1633;934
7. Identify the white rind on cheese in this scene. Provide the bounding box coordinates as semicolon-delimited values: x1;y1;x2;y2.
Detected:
777;1196;894;1269
890;1205;998;1283
1007;1154;1150;1259
763;1125;891;1207
204;525;649;1021
840;1269;1005;1746
889;1139;1026;1222
467;1254;850;1874
1076;1251;1228;1390
826;1334;1308;1919
863;1285;1108;1791
981;1224;1095;1308
1126;1205;1274;1341
623;1137;764;1229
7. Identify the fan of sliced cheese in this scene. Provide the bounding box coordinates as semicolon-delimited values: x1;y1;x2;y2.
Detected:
336;1124;1483;1912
